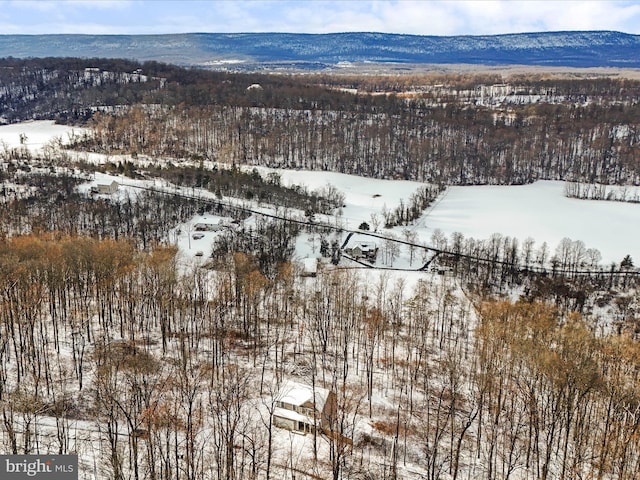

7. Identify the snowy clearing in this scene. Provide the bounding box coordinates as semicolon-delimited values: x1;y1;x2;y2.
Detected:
0;119;87;149
2;121;638;267
419;180;638;265
254;167;639;266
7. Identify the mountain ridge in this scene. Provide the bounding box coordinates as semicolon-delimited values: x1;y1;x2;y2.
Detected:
0;31;639;69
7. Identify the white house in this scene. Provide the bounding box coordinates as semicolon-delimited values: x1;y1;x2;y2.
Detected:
300;257;319;277
91;180;119;194
345;241;378;261
272;380;336;435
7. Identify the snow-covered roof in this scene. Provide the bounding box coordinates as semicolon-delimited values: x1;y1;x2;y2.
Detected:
193;220;221;229
273;406;313;424
275;379;331;412
351;242;376;252
96;180;118;187
301;257;318;273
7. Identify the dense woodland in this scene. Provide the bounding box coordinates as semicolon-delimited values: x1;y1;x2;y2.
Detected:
74;100;639;185
1;57;640;479
2;57;640;185
0;231;639;480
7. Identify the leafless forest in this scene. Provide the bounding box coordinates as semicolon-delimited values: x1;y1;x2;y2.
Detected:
1;58;640;479
1;232;639;479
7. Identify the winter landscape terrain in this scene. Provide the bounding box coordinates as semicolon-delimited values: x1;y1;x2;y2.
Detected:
0;53;639;480
3;120;636;267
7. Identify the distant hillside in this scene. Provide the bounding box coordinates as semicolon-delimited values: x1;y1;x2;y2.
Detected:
0;31;639;69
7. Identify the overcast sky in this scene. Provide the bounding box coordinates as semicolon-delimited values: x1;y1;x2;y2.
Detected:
1;0;639;36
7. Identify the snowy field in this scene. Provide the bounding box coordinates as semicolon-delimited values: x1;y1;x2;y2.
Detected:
2;121;638;267
250;166;427;231
262;167;639;266
420;181;639;265
0;120;87;149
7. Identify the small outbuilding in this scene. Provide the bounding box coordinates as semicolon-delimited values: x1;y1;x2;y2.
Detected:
91;180;119;194
301;257;319;277
193;220;224;232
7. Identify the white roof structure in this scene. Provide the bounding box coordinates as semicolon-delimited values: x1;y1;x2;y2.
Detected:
274;406;313;424
346;241;377;254
274;380;331;413
355;242;376;252
301;257;318;275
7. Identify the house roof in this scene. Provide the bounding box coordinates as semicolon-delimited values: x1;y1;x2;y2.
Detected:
96;180;118;188
273;406;314;424
352;242;377;252
301;257;318;273
193;221;219;228
275;379;331;412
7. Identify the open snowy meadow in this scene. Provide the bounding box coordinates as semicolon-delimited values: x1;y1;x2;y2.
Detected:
0;119;87;149
258;167;639;267
2;120;638;267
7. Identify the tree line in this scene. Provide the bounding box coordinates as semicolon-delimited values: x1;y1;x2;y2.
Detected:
76;98;640;186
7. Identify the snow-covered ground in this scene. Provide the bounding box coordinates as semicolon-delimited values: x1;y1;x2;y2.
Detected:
250;166;428;231
2;121;638;267
0;120;88;150
260;167;638;266
2;121;637;480
420;180;638;265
